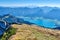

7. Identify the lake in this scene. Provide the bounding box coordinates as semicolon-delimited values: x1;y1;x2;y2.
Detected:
23;18;57;28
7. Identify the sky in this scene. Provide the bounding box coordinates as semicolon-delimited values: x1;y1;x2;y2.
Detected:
0;0;60;7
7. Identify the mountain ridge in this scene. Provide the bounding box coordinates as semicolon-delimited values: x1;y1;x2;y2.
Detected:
0;6;60;20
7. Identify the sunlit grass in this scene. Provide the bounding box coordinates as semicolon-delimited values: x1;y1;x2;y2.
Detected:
0;27;16;40
9;24;58;40
0;24;59;40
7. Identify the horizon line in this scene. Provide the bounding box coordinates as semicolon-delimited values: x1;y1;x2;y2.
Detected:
0;5;60;8
0;3;60;7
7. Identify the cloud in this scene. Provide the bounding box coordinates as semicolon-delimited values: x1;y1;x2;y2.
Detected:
0;3;60;7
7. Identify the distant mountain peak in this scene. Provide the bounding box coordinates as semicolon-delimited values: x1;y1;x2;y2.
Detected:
41;6;53;13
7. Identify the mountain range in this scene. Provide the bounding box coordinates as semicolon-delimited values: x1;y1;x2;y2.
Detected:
0;6;60;20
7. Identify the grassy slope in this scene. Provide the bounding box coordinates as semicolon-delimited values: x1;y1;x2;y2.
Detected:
0;27;16;40
8;24;59;40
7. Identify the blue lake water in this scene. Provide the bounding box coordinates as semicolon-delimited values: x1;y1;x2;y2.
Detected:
23;18;57;28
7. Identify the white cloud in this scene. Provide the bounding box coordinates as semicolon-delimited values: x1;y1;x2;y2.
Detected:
0;3;60;8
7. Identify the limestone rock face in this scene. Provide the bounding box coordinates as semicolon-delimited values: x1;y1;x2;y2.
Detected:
2;14;21;24
0;20;9;35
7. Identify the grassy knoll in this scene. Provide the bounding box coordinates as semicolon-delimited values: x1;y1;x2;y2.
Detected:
8;24;59;40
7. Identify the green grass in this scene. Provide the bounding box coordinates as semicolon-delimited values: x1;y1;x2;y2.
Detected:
27;27;58;40
31;29;58;40
0;27;16;40
17;25;58;40
0;24;59;40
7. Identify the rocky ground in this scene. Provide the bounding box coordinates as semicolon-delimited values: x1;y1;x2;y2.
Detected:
9;24;60;40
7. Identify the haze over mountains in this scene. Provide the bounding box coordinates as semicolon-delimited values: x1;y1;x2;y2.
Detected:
0;6;60;20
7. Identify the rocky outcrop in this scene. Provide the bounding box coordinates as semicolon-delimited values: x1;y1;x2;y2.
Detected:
0;20;9;35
